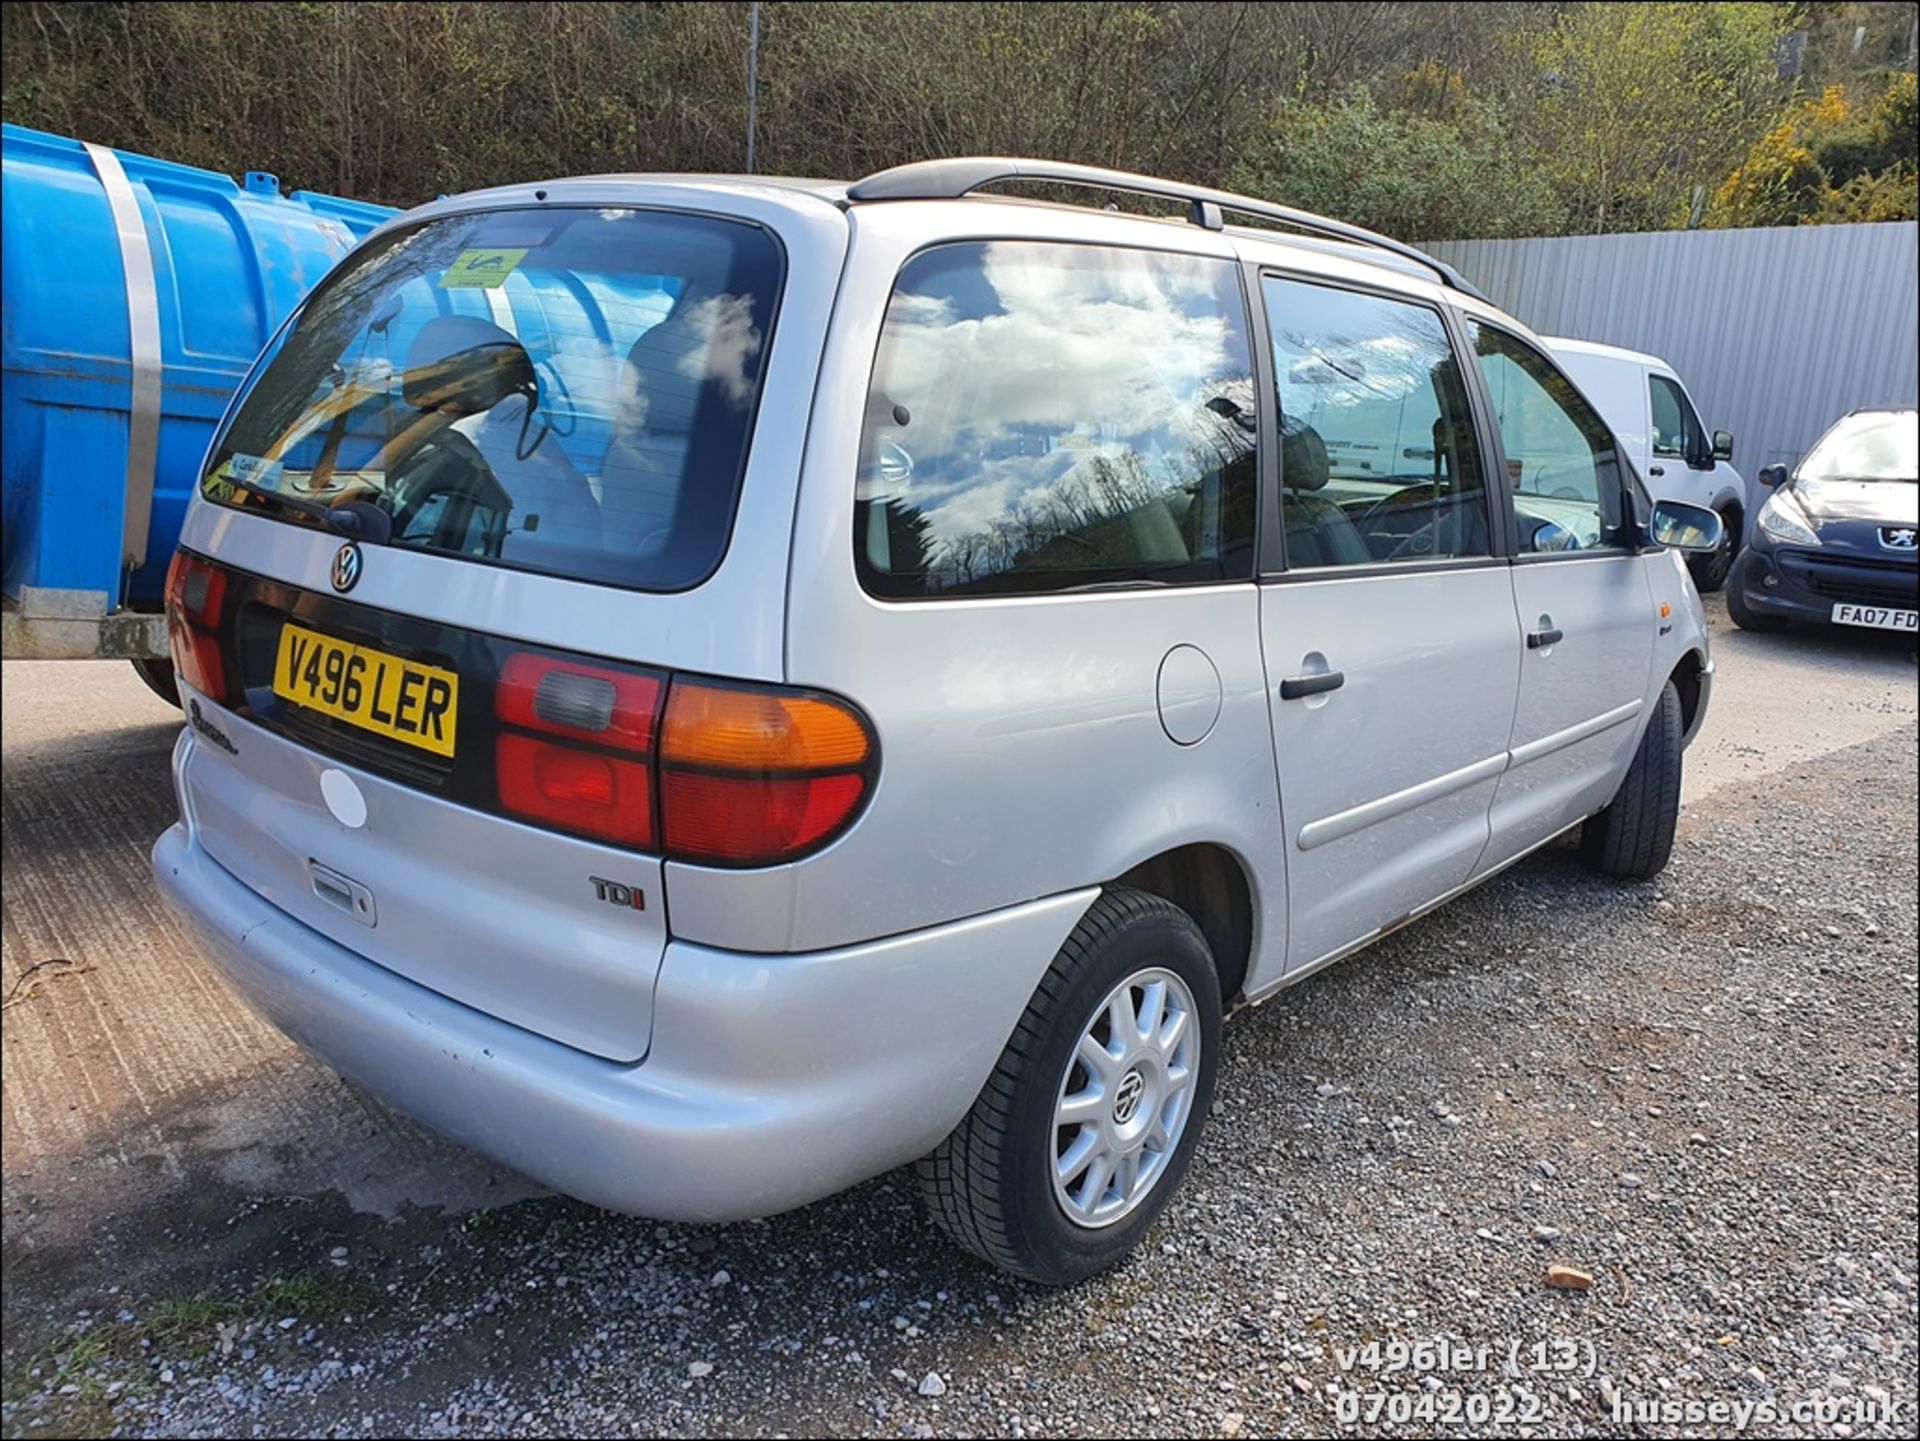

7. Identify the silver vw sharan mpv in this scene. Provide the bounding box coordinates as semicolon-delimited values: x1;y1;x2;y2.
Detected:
153;159;1722;1284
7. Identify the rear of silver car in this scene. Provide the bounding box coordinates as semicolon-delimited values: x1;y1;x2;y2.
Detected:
152;178;1085;1219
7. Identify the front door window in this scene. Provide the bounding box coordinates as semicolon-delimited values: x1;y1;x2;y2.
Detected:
1469;323;1629;555
1650;374;1707;468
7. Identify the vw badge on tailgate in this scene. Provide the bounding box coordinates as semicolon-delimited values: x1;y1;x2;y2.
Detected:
331;542;363;593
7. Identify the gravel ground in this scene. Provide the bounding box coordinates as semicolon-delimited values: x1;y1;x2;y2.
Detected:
4;712;1914;1439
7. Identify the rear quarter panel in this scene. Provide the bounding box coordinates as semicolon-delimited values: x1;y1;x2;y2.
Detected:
671;203;1289;993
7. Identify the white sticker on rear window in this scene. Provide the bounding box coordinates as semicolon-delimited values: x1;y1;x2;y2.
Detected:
227;453;283;485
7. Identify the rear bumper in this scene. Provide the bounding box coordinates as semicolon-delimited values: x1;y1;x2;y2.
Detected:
153;823;1092;1221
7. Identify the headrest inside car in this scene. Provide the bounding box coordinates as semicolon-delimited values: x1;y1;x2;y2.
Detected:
1281;415;1331;492
403;315;536;417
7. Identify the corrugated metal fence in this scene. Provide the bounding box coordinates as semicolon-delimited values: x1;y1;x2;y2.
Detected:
1428;222;1919;474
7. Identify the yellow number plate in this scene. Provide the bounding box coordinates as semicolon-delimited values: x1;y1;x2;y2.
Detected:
273;623;459;757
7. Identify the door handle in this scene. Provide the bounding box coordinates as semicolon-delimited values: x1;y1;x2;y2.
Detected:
1527;627;1565;649
1279;670;1345;700
1648;465;1665;477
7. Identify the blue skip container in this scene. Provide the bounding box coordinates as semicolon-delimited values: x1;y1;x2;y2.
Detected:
2;123;396;657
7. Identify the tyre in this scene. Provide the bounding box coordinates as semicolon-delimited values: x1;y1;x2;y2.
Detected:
130;657;182;709
1685;510;1737;593
917;886;1222;1285
1581;680;1682;881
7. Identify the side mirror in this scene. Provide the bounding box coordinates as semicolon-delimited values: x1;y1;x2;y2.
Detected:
1756;463;1789;487
1648;498;1723;553
1711;430;1734;462
1528;516;1580;553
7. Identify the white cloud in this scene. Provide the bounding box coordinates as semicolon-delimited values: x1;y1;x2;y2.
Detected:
673;292;764;407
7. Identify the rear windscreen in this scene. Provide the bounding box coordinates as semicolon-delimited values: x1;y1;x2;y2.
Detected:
200;206;784;591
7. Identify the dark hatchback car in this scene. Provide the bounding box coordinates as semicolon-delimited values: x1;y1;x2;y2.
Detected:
1729;407;1918;636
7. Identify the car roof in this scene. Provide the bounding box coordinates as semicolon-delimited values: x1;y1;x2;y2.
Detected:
390;171;1465;301
570;174;851;202
386;174;853;233
1221;223;1456;292
1546;335;1669;370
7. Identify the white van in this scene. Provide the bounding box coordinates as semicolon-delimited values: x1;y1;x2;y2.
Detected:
1548;338;1745;591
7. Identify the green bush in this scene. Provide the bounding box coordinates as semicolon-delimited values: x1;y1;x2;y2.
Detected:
2;1;1912;238
1228;84;1563;242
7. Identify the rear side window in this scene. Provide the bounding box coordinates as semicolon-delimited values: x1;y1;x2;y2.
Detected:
1263;277;1490;567
201;207;784;592
855;241;1257;598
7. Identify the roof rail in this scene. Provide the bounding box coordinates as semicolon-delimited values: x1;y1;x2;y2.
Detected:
845;157;1488;302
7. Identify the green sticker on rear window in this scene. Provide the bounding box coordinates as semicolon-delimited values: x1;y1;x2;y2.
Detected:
439;248;527;289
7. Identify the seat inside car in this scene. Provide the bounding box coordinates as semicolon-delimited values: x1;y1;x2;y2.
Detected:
597;297;732;559
1279;415;1369;567
392;315;601;558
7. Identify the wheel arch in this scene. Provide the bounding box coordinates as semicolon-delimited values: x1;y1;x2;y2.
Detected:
1716;496;1746;551
1669;647;1710;747
1112;842;1255;1006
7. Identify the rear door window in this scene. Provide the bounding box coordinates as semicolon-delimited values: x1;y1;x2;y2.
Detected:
1262;276;1491;567
201;207;784;592
854;241;1257;598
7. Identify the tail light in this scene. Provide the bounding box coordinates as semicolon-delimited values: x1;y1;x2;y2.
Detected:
496;734;657;848
660;680;875;865
493;657;874;866
494;655;664;849
165;550;231;703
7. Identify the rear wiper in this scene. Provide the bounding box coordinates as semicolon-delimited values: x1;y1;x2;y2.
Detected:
224;477;392;544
